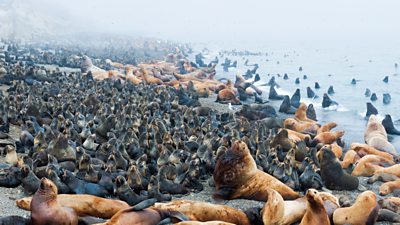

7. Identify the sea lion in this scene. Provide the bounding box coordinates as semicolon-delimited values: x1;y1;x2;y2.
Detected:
315;82;320;89
327;86;334;95
365;88;371;97
299;189;329;225
379;197;400;214
365;102;378;119
30;178;78;225
351;155;394;177
285;129;311;143
382;114;400;135
306;87;317;99
279;96;296;114
377;209;400;223
310;130;344;146
93;199;187;225
364;115;397;155
321;93;338;108
4;145;18;165
368;173;398;184
351;78;357;85
268;86;285;100
333;191;379;225
295;103;317;123
290;89;301;108
213;140;299;201
175;222;235;225
261;188;307;225
350;143;394;161
383;93;391;104
379;179;400;195
340;150;359;169
374;164;400;177
320;146;359;190
371;93;378;101
284;118;319;134
295;77;300;84
317;122;337;134
306;104;317;121
153;200;251;225
383;75;389;83
216;89;240;105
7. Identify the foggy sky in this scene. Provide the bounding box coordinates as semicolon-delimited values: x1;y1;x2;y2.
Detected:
15;0;400;45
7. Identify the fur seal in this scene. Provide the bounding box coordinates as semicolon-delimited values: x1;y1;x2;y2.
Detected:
213;140;299;200
153;200;251;225
175;222;235;225
327;86;334;95
364;115;397;155
382;114;400;135
315;82;320;89
30;178;78;225
365;102;378;119
351;78;357;85
299;189;329;225
306;104;317;121
306;87;317;99
290;89;301;108
295;77;300;84
279;96;296;114
320;146;359;190
333;191;379;225
383;75;389;83
61;170;109;197
377;209;400;223
268;86;285;100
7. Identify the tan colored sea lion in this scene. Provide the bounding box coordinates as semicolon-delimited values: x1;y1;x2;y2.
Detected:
299;189;330;225
295;103;317;124
310;130;345;146
340;150;360;169
261;188;307;225
379;179;400;195
317;122;337;134
351;155;394;176
31;178;78;225
284;118;320;134
350;143;394;161
364;115;397;155
284;129;311;143
216;89;240;104
17;194;129;219
213;140;299;201
5;145;18;165
153;200;250;225
333;191;379;225
374;164;400;177
380;197;400;213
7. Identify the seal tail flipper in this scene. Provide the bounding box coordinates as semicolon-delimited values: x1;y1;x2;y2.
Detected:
131;198;157;211
157;218;172;225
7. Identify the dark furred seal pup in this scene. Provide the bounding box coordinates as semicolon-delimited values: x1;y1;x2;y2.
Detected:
320;146;359;190
31;178;78;225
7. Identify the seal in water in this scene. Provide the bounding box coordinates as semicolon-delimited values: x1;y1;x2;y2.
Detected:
320;146;359;190
315;82;320;89
290;89;301;108
213;140;299;201
365;102;378;119
306;104;317;121
382;114;400;135
383;93;391;104
268;86;285;100
31;178;79;225
327;86;334;95
351;78;356;85
333;191;379;225
322;93;338;108
370;93;378;101
295;77;300;84
365;88;371;97
306;87;317;99
383;76;389;83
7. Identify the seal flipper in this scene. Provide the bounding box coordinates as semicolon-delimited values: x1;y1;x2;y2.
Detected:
131;198;158;211
157;218;172;225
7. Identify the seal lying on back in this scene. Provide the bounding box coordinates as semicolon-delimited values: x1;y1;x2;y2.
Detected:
30;178;78;225
213;140;299;201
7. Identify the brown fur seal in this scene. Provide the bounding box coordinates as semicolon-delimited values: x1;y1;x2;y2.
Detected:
351;155;394;176
17;194;129;219
333;191;379;225
295;103;317;124
310;130;345;146
284;118;320;134
379;179;400;195
261;188;307;225
31;178;78;225
153;200;251;225
213;140;299;200
317;122;337;134
320;146;359;190
364;115;397;155
350;143;394;161
299;189;330;225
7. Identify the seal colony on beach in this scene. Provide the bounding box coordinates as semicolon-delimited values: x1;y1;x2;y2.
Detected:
0;40;400;225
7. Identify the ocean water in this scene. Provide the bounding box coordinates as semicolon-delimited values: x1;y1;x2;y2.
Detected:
197;41;400;150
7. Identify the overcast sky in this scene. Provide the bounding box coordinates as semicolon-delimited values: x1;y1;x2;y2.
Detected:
24;0;400;45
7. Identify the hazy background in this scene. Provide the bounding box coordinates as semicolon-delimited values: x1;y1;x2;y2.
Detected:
1;0;400;47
